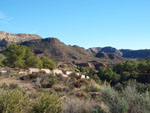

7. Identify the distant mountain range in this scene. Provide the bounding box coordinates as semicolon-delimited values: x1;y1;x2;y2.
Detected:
0;31;125;69
0;31;150;68
87;47;150;59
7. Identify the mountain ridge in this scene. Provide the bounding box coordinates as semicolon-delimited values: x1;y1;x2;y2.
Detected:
88;47;150;59
0;31;42;43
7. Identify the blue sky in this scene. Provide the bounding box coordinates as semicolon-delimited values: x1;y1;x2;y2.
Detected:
0;0;150;49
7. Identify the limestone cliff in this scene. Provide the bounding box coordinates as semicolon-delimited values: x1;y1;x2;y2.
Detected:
0;31;42;43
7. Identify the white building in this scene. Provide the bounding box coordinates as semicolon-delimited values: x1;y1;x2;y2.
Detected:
53;69;64;75
41;69;51;74
29;68;40;74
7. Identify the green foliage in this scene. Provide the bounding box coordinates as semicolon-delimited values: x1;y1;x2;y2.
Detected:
91;106;106;113
0;91;28;113
77;66;89;73
86;68;101;83
101;85;129;113
3;44;32;68
101;83;150;113
98;67;120;84
85;85;101;92
0;54;5;66
31;93;62;113
26;56;42;68
41;56;56;69
3;44;56;69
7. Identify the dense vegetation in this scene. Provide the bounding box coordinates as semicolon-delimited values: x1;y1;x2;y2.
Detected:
1;44;150;113
1;44;56;69
78;60;150;93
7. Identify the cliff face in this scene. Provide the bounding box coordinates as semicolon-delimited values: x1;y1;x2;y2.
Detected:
87;47;123;56
0;31;42;43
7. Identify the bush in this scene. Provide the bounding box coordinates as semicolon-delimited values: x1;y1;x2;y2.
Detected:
63;98;96;113
85;85;101;92
31;93;62;113
41;56;56;69
101;85;129;113
9;83;20;90
0;91;29;113
101;83;150;113
91;106;107;113
40;74;57;88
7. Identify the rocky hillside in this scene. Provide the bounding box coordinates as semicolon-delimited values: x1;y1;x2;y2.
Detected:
95;52;123;60
0;31;125;67
20;38;98;63
87;47;123;56
120;49;150;59
88;47;150;59
20;38;125;66
0;31;42;43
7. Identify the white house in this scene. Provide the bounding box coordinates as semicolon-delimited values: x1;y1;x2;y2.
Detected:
76;73;80;76
53;69;64;75
86;76;90;79
65;71;72;75
81;75;86;79
41;69;51;74
29;68;40;74
0;70;7;73
18;71;28;75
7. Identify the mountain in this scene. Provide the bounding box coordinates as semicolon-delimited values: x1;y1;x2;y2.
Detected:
0;31;125;67
95;52;123;60
20;38;125;65
20;38;100;63
0;31;42;43
88;47;150;59
120;49;150;59
87;47;123;56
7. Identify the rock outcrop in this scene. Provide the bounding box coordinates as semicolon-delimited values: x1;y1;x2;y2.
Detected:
0;31;42;43
87;47;123;56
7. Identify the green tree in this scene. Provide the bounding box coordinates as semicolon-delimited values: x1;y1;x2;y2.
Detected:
3;44;43;68
0;54;5;66
26;56;42;68
40;56;56;69
98;67;120;84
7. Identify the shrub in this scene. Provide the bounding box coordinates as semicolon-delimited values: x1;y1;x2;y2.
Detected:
101;85;129;113
63;98;96;113
91;106;107;113
31;93;62;113
73;79;89;88
0;83;9;89
9;83;20;90
101;83;150;113
85;85;101;92
40;56;56;69
40;74;57;88
0;91;29;113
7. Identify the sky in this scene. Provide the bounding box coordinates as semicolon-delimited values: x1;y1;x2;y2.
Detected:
0;0;150;50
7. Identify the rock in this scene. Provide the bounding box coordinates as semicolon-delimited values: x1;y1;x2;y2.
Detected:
0;31;42;43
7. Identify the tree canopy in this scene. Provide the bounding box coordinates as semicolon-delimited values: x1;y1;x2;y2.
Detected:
2;44;56;69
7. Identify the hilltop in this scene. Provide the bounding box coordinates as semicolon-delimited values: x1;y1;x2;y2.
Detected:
88;47;150;59
0;31;42;43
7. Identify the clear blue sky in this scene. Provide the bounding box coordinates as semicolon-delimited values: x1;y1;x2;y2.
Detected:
0;0;150;49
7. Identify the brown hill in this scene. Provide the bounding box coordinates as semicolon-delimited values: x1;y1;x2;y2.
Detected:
20;38;95;63
0;31;125;69
20;38;125;65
